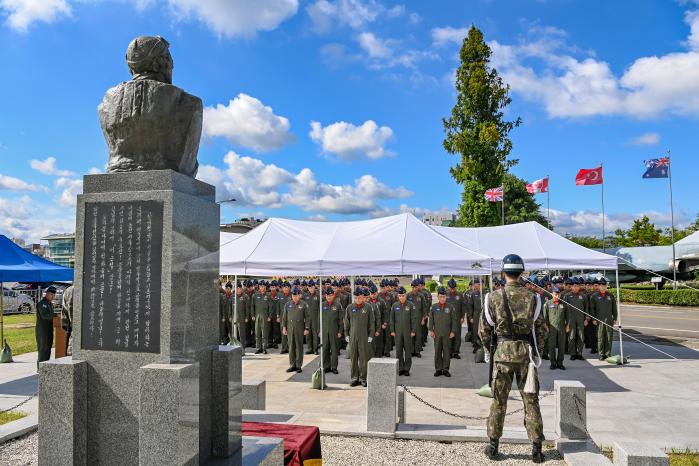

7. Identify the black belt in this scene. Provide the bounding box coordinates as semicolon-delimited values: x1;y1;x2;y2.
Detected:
497;335;530;343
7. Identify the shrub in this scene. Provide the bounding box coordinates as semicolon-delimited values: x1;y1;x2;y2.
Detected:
610;288;699;306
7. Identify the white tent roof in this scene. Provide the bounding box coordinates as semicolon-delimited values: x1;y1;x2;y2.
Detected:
220;232;242;246
432;222;618;271
219;213;492;276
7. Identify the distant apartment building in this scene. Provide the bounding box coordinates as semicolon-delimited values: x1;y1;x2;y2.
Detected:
11;237;26;248
41;233;76;268
423;213;457;227
220;218;265;234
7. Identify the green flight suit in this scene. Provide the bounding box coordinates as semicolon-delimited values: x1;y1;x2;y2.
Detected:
277;292;291;352
344;303;375;383
233;291;250;347
479;283;548;443
368;297;387;358
466;291;483;350
407;291;425;354
379;291;394;355
303;291;320;353
252;291;271;350
420;288;432;347
321;299;343;371
282;299;309;369
35;297;54;366
389;300;417;373
590;291;617;358
269;292;282;348
219;290;232;344
564;292;588;357
429;302;458;371
544;298;568;366
446;290;466;355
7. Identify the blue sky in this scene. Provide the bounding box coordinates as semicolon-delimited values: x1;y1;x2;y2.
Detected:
1;0;698;243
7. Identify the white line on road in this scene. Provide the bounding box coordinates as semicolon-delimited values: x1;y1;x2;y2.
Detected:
625;325;699;334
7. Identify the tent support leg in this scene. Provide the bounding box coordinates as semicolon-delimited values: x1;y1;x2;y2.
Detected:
233;275;238;344
319;276;324;390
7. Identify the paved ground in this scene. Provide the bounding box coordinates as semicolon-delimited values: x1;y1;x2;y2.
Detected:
620;303;699;342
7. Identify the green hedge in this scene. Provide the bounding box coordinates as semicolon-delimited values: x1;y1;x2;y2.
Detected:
610;288;699;306
620;284;657;291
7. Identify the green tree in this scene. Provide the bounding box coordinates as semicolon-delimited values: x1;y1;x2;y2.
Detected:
567;235;605;249
443;25;538;226
613;216;662;247
502;174;548;225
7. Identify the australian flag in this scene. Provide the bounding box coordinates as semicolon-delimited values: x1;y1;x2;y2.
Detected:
642;157;669;178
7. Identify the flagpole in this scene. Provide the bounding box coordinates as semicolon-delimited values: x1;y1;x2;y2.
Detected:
546;174;551;230
501;183;505;225
668;150;677;289
601;163;606;253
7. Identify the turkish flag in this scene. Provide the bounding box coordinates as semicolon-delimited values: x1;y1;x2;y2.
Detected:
526;177;549;194
575;166;603;185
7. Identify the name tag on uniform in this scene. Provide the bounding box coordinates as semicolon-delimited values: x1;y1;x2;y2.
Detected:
445;309;450;313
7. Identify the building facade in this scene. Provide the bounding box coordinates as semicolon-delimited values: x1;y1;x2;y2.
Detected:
41;233;76;268
422;213;457;227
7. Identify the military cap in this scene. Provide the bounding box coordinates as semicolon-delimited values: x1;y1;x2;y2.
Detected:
282;281;290;288
325;287;334;295
353;288;363;296
397;286;407;294
332;280;339;287
300;280;307;286
448;278;457;289
225;281;233;289
599;277;608;285
362;288;370;296
308;279;315;286
252;279;259;286
369;285;378;293
551;285;560;293
236;281;242;288
46;285;58;294
291;287;302;295
437;286;447;295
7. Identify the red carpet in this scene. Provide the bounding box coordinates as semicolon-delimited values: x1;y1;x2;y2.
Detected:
243;422;322;466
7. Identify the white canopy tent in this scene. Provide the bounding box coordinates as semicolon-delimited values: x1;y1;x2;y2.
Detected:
219;213;492;276
432;221;618;271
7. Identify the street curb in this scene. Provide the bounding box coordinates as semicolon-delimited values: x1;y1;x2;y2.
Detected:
0;413;38;445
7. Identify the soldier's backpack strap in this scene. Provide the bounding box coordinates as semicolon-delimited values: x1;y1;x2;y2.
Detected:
500;290;516;337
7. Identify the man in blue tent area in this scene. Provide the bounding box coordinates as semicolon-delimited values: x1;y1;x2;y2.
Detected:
36;286;57;369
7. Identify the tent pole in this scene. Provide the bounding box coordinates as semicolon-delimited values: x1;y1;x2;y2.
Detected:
1;281;4;346
319;276;324;390
616;267;624;365
233;275;238;344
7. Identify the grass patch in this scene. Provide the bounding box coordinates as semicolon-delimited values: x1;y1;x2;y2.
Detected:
670;450;699;466
0;410;28;425
2;313;35;326
1;314;46;356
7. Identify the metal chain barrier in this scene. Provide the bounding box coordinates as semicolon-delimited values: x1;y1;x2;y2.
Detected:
400;384;553;421
0;393;36;415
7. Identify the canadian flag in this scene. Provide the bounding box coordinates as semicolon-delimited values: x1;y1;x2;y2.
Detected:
526;177;549;194
575;166;603;186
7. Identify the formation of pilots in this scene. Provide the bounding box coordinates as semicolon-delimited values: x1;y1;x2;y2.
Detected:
218;273;617;386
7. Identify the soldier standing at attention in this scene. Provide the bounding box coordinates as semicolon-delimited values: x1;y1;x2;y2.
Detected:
321;287;343;374
253;282;271;354
379;280;394;357
587;278;601;355
430;287;458;377
390;286;417;376
304;280;321;355
407;281;425;358
36;286;57;368
268;280;281;349
219;282;233;344
565;279;588;361
418;278;432;348
344;288;374;387
282;287;309;373
467;280;484;355
591;278;617;360
233;281;251;352
479;255;547;463
544;286;568;370
278;281;291;354
445;279;465;360
368;284;386;358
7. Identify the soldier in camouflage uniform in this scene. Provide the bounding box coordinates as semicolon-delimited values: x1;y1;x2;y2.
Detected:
479;255;547;463
390;286;417;376
590;278;617;359
445;278;465;359
429;287;458;377
344;288;375;387
544;285;568;370
282;287;309;373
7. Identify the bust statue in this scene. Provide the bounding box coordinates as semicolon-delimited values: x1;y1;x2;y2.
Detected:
98;36;202;177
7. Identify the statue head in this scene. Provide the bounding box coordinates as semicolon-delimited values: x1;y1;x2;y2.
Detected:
126;35;173;84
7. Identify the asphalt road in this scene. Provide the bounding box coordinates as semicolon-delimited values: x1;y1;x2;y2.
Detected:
620;304;699;344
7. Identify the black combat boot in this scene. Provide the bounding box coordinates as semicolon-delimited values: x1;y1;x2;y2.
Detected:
484;438;499;460
532;442;544;463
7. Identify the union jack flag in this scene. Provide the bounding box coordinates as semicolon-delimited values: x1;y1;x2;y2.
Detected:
643;157;670;178
484;186;504;202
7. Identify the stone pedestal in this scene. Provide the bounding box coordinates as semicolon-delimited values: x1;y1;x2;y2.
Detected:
38;171;238;465
242;379;266;410
211;345;243;459
613;442;669;466
38;358;87;465
555;380;587;440
367;358;398;433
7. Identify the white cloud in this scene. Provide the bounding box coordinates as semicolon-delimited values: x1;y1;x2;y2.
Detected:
0;173;44;192
431;26;468;47
55;177;82;207
357;31;393;59
306;0;381;33
549;209;688;237
1;0;70;33
487;9;699;118
197;150;411;214
628;132;661;146
309;120;394;160
203;93;294;152
168;0;298;39
0;195;75;243
30;156;75;177
354;31;437;70
88;167;103;175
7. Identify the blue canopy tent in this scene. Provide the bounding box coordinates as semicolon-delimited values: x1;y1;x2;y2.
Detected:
0;234;74;362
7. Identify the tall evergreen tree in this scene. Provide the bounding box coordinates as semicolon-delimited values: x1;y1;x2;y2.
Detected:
443;25;544;226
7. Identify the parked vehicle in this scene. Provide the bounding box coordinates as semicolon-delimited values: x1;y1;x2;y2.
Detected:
1;287;36;314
